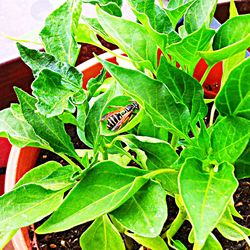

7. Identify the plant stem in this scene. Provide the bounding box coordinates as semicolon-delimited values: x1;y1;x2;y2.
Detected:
209;102;217;127
58;153;82;170
144;168;178;179
162;208;187;244
200;64;214;86
171;134;179;150
98;44;132;62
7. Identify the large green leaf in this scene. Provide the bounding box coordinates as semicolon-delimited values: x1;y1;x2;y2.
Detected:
209;116;250;164
15;88;77;158
199;15;250;65
36;161;148;233
0;184;64;231
96;6;158;71
40;0;82;65
98;58;191;140
84;82;117;147
16;43;83;88
202;233;222;250
165;25;215;73
126;232;169;250
235;142;250;179
215;58;250;120
213;15;250;50
184;0;217;34
217;208;250;244
129;0;173;34
137;113;169;141
111;180;167;237
80;215;125;250
129;2;180;55
179;159;238;248
32;69;77;117
110;134;179;193
157;56;207;125
15;161;80;191
166;0;194;28
0;104;50;149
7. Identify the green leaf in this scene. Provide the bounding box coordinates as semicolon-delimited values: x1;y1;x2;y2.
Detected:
59;112;78;125
83;0;122;7
99;2;122;16
199;35;250;65
215;58;250;119
184;0;217;34
15;161;80;190
126;232;169;250
235;142;250;179
179;159;238;248
112;134;178;169
85;82;117;147
80;215;125;250
76;23;103;47
0;184;64;231
39;0;82;65
129;2;180;54
0;230;17;250
111;180;167;237
96;6;158;71
129;0;173;34
32;69;77;117
137;113;169;141
165;25;215;73
110;134;178;193
15;88;77;158
166;0;194;28
157;56;207;125
0;104;50;149
16;43;83;88
209;116;250;164
202;233;222;250
36;161;148;233
213;15;250;50
97;58;191;140
217;208;250;244
199;15;250;65
87;68;107;98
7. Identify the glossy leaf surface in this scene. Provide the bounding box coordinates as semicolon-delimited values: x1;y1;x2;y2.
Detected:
15;88;77;158
216;58;250;119
36;161;148;233
179;159;238;248
15;161;79;191
40;0;82;65
0;184;64;231
98;58;191;140
80;215;125;250
111;180;167;237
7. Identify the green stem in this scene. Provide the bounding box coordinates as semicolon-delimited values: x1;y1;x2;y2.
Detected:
171;134;179;150
162;209;187;246
100;146;108;160
200;64;214;86
0;32;43;45
144;168;178;179
98;44;132;62
209;102;216;127
58;153;82;170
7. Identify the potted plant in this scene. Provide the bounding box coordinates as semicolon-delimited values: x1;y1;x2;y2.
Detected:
1;0;250;249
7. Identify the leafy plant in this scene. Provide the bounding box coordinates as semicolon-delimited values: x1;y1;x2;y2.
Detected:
0;0;250;249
